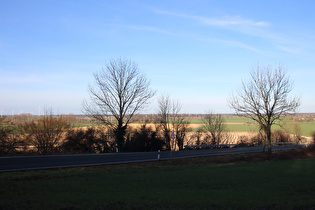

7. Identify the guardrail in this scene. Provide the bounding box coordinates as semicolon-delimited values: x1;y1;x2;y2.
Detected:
272;142;298;145
184;144;240;149
185;142;304;150
259;142;300;147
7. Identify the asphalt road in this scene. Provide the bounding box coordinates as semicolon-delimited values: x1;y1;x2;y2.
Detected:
0;145;304;172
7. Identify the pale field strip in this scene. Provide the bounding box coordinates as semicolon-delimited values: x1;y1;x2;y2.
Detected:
127;123;312;144
72;123;312;145
128;123;258;144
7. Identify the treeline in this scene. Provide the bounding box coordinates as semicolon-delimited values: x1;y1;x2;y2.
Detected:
2;113;94;125
1;110;237;155
0;114;174;156
4;113;314;125
2;112;314;156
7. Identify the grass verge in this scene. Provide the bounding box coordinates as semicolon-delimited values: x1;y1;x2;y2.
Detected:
1;148;315;209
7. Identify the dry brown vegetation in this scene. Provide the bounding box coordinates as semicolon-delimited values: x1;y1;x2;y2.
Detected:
1;113;314;156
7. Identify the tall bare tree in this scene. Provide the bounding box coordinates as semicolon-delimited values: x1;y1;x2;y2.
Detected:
83;58;155;151
157;95;172;150
203;112;226;145
169;100;190;150
157;95;189;150
228;64;300;159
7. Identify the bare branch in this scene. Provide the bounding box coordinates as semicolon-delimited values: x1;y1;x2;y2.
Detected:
82;57;155;150
228;64;300;159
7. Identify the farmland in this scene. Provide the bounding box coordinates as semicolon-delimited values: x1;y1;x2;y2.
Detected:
61;114;314;137
6;113;314;138
1;114;314;209
1;113;314;156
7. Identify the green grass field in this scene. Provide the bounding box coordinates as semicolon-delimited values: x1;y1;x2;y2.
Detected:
190;116;315;137
1;158;315;209
71;116;315;137
189;116;257;124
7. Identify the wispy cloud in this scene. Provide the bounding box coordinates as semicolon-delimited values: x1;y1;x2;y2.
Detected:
154;9;315;58
155;10;269;28
199;36;265;54
198;16;268;27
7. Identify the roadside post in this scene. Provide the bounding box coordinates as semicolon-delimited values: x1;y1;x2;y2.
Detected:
158;150;160;160
116;144;118;153
170;132;175;158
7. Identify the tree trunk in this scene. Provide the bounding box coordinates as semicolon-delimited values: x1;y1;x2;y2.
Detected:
163;128;171;151
266;127;272;160
114;123;127;152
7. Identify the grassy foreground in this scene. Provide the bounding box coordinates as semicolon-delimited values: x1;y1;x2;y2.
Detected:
1;154;315;209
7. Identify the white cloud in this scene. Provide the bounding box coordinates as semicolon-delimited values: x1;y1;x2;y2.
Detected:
155;10;269;28
201;37;264;53
154;9;315;59
194;15;268;28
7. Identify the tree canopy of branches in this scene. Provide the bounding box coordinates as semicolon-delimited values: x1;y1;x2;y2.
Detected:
228;64;300;159
83;58;155;151
22;109;70;155
203;112;227;145
157;95;189;150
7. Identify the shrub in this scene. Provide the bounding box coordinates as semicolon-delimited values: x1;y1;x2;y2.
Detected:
272;130;291;143
0;117;25;155
251;133;265;146
124;124;165;152
22;110;70;155
62;127;110;153
238;135;249;147
238;134;264;147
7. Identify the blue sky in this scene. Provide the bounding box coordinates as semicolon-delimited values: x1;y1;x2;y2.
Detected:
1;0;314;115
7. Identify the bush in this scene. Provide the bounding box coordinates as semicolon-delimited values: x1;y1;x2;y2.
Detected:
124;124;165;152
0;117;25;155
251;133;264;146
22;113;70;155
238;134;264;147
272;130;291;143
62;127;110;153
238;135;250;147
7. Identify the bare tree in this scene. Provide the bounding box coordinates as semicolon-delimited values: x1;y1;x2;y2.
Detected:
157;95;189;150
228;64;300;159
23;108;70;155
202;112;226;145
170;101;190;150
157;95;172;150
83;58;155;151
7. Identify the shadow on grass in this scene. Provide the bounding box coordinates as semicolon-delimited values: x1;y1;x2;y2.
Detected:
1;146;315;209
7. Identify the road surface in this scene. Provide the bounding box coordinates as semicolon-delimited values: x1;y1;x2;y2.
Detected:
0;145;304;172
